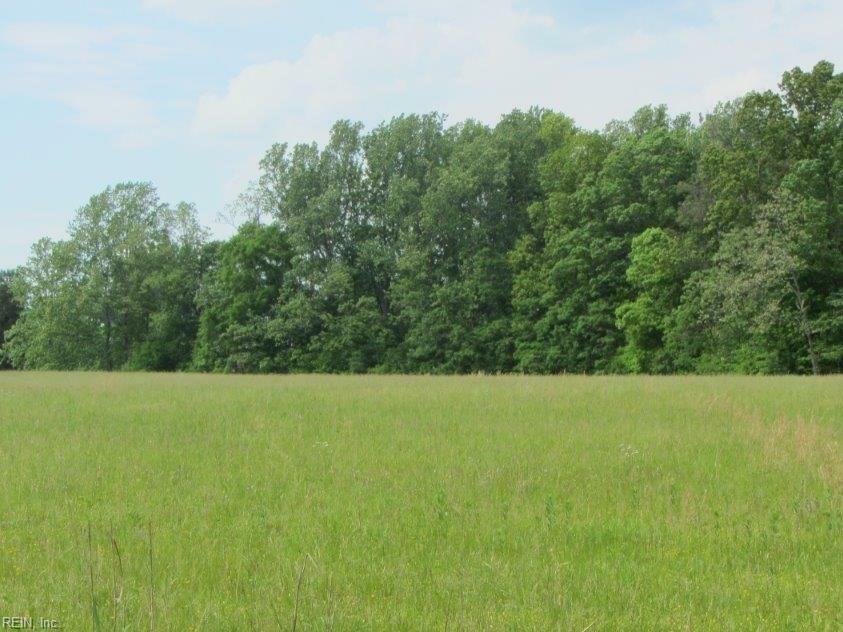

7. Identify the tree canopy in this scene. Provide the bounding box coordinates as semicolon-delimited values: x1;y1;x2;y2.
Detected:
3;61;842;374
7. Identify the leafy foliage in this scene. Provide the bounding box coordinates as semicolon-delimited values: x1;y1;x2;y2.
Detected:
0;270;20;368
4;61;842;374
6;183;207;370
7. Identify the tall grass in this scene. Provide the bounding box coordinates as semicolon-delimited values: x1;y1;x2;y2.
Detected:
0;373;840;629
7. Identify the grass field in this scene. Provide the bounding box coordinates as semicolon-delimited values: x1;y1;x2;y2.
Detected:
0;373;841;630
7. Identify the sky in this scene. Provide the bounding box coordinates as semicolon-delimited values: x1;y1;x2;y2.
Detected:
1;0;841;269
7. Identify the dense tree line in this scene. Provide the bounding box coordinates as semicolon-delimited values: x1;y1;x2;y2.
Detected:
0;270;20;369
2;61;841;374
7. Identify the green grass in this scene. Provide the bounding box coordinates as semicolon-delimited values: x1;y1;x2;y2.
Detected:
0;373;841;630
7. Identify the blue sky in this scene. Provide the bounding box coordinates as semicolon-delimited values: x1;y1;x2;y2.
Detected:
1;0;841;269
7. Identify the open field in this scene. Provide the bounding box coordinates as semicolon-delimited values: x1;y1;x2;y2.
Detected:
0;373;841;630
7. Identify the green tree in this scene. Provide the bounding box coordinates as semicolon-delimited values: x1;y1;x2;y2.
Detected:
7;60;841;376
686;192;834;373
615;227;685;373
513;107;696;373
260;121;395;372
672;61;843;373
0;270;22;368
393;112;544;372
193;222;292;373
7;183;206;370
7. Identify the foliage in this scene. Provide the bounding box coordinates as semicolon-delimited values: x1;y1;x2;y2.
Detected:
4;61;842;374
0;269;21;368
193;222;291;373
5;183;207;371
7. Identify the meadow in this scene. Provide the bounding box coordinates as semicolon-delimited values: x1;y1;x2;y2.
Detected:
0;373;841;630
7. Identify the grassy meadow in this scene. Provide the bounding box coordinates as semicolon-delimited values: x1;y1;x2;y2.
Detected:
0;373;841;630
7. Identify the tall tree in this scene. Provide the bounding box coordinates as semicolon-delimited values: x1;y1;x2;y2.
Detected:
193;222;292;373
393;112;544;373
513;107;696;373
7;60;840;376
0;270;21;368
6;183;206;370
615;227;685;373
260;121;395;372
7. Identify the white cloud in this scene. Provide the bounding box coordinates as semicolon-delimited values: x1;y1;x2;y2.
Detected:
2;22;168;146
142;0;284;21
61;88;160;148
2;22;169;67
192;0;843;149
192;1;550;142
192;18;454;140
3;23;114;55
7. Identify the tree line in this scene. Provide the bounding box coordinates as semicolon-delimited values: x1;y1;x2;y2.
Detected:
2;61;841;374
